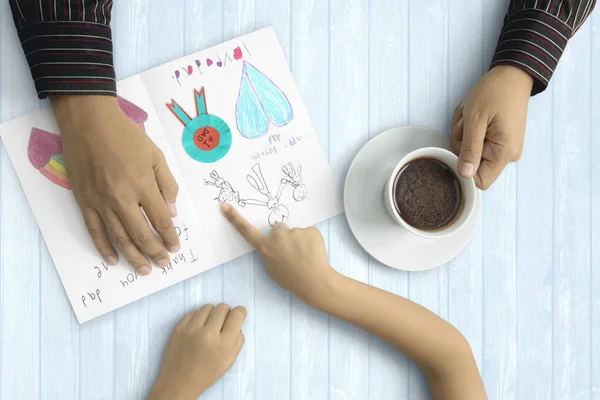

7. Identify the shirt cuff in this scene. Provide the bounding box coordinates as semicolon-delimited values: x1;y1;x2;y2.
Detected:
16;21;116;99
490;8;572;96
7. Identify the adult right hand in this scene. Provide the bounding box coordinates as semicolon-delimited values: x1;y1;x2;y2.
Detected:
51;96;180;275
220;203;337;307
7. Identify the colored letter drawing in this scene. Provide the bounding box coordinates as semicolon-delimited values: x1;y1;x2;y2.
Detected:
27;96;148;190
167;88;232;163
204;160;306;226
235;61;293;139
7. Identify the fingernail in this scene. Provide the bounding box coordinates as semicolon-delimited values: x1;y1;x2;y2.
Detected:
138;265;152;275
460;162;475;178
156;258;170;268
168;245;180;253
168;202;177;217
107;256;117;266
221;203;231;213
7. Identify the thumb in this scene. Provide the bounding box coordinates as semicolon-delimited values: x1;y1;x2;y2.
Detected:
153;149;179;217
458;108;487;178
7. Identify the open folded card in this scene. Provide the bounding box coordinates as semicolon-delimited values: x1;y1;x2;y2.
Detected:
0;27;342;323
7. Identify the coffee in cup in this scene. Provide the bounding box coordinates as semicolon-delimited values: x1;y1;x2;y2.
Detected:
383;147;476;239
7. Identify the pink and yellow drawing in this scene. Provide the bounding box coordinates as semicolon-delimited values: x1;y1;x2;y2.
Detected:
27;96;148;190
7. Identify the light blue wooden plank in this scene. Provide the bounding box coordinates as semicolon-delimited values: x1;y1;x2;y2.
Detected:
289;1;331;398
221;1;257;398
367;0;411;399
40;246;80;400
447;0;484;379
408;1;450;398
111;2;152;399
183;1;226;399
329;1;370;399
80;314;114;400
0;3;43;399
553;21;592;400
145;0;187;389
592;12;600;400
514;84;554;400
253;2;293;399
479;2;518;399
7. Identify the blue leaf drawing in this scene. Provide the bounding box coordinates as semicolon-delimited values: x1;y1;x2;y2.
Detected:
236;69;269;139
244;63;293;126
235;62;294;139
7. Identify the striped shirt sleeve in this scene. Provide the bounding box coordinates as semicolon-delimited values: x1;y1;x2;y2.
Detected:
8;0;116;99
491;0;596;95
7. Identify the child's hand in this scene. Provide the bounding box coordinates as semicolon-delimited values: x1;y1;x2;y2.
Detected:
450;65;533;189
148;304;247;400
221;203;338;307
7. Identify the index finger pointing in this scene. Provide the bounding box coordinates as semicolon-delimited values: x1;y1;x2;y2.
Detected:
220;203;264;248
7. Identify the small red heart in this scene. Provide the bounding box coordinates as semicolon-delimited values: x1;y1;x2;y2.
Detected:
233;46;242;60
187;65;193;74
206;58;213;66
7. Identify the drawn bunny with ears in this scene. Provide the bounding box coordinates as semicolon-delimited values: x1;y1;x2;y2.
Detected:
281;160;307;202
203;170;244;206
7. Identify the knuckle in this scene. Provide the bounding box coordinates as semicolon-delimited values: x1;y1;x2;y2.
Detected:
153;218;173;233
466;108;484;123
113;235;132;248
87;227;104;240
461;142;482;157
132;232;152;245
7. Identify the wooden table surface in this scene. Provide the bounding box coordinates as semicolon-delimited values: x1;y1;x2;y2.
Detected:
0;1;598;399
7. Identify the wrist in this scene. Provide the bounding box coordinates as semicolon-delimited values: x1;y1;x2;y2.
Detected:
307;269;347;311
148;374;203;400
50;95;119;137
490;65;534;93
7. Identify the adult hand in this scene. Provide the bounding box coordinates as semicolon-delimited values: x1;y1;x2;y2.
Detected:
220;203;337;307
51;96;180;275
148;304;247;400
450;65;533;189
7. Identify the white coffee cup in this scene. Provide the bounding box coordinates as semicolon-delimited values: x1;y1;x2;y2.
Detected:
383;147;477;239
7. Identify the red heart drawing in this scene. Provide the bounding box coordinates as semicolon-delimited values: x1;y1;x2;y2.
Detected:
206;58;213;66
233;46;242;60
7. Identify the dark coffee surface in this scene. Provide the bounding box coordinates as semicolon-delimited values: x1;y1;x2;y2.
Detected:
393;158;462;231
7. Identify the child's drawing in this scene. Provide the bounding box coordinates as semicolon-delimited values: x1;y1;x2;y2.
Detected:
204;160;307;226
235;61;293;139
27;96;148;190
167;87;232;163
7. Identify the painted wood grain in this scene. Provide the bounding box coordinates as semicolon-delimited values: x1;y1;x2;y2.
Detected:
367;0;411;399
480;2;518;399
0;1;598;399
592;12;600;400
328;1;371;399
515;77;554;400
447;0;484;379
553;19;592;400
288;0;331;398
0;2;43;399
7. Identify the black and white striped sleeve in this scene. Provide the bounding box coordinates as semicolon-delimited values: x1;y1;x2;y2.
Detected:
491;0;596;95
8;0;116;99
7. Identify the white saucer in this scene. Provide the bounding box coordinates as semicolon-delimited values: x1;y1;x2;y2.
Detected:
344;126;481;271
